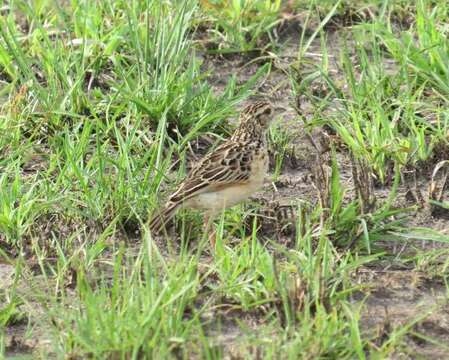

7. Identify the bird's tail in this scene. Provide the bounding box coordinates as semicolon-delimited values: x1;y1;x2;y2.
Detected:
149;202;180;234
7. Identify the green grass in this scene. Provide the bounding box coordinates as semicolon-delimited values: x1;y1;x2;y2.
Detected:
1;0;449;358
295;7;449;182
198;0;282;53
376;0;449;101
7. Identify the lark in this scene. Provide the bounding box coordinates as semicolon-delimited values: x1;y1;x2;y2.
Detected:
150;101;275;247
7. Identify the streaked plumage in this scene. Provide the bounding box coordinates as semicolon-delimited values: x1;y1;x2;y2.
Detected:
150;101;274;247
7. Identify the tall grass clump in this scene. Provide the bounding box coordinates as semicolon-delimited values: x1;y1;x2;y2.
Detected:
199;0;282;53
376;0;449;102
0;0;268;248
298;33;449;183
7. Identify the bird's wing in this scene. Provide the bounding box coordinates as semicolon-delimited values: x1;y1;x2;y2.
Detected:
169;141;252;203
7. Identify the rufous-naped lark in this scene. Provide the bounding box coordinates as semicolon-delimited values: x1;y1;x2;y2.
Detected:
150;101;275;247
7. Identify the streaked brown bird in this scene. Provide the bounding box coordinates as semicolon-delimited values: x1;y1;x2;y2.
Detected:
150;101;276;248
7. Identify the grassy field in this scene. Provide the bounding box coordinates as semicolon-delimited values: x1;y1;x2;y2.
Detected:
1;0;449;358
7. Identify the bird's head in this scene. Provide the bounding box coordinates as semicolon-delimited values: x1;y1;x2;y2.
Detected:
240;101;274;129
232;100;284;141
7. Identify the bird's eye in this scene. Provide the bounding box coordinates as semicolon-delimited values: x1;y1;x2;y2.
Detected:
263;108;272;115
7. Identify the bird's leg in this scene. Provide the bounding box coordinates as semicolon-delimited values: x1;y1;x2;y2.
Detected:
209;231;217;250
203;214;216;249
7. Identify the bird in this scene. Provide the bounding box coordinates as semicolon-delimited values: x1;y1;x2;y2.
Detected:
150;101;275;248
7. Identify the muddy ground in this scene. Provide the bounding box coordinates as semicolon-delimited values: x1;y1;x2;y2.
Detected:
3;15;449;360
201;20;449;359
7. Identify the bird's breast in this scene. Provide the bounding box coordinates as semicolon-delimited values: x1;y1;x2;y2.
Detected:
250;149;269;186
185;150;268;214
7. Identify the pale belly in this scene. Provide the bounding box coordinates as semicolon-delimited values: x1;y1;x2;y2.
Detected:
185;153;268;214
186;181;262;214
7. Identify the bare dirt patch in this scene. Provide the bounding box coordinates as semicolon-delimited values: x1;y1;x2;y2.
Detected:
197;19;449;356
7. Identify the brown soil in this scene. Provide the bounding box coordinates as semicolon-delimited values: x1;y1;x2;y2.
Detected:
198;19;449;357
3;14;449;359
